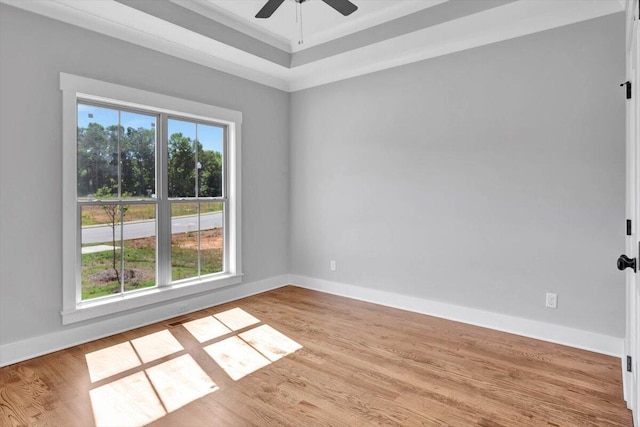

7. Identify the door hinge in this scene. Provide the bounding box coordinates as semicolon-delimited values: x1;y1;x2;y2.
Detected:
627;355;633;372
627;219;632;236
621;81;632;99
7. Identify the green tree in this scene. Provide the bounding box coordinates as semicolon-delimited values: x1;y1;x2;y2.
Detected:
168;133;195;197
199;149;223;197
121;126;155;197
77;122;117;196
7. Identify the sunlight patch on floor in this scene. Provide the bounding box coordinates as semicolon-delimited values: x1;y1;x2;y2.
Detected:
87;308;303;425
85;342;141;383
239;324;303;362
131;329;184;363
183;315;232;343
146;354;219;412
192;309;303;381
89;371;165;427
87;331;216;427
204;336;271;381
213;307;260;331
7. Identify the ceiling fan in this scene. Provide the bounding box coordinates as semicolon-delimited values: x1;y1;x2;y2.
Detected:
255;0;358;19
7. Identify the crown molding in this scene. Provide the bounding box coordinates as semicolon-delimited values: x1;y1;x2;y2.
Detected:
0;0;624;93
287;0;624;91
1;0;292;91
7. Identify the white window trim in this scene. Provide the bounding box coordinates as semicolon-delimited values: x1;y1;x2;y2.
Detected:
60;73;242;325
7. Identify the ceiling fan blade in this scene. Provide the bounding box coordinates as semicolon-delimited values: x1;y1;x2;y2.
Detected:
321;0;358;16
255;0;285;18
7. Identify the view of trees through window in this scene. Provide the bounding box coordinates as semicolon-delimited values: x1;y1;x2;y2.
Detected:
77;103;225;301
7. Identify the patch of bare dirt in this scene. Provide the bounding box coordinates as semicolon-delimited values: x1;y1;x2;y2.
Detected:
172;229;223;250
89;268;153;284
123;229;223;251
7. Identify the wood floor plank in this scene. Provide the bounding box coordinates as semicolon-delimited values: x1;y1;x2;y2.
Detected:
0;286;632;426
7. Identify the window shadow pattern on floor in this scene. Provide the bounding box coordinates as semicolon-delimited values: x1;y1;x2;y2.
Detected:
85;308;302;426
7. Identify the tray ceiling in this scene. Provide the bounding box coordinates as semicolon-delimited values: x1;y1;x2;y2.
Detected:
0;0;624;92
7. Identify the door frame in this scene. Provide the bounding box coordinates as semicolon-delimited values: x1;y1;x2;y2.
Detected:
623;0;639;423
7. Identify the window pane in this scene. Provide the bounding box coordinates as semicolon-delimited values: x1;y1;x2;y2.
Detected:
120;111;157;199
81;204;124;300
170;202;224;282
171;203;199;281
197;125;224;198
168;119;196;198
122;204;156;292
77;104;119;199
200;202;223;275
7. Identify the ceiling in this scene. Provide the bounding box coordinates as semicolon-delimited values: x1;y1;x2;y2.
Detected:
1;0;625;92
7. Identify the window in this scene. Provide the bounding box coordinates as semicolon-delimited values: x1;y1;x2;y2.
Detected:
61;74;242;324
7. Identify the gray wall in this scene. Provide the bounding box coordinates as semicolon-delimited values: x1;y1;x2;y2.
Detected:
0;4;626;350
0;5;290;345
290;14;626;336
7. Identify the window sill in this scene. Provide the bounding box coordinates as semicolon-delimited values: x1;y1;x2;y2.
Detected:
61;274;243;325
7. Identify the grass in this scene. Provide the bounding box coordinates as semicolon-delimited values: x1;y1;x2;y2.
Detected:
81;248;156;299
81;202;223;226
81;230;223;300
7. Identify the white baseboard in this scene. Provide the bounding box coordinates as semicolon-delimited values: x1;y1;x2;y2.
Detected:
622;356;632;409
0;275;288;367
289;274;624;357
1;274;624;367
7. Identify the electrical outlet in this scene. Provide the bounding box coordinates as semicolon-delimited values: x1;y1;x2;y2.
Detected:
177;303;189;314
330;260;337;271
545;292;557;309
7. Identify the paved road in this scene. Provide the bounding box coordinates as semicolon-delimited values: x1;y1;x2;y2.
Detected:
82;212;223;244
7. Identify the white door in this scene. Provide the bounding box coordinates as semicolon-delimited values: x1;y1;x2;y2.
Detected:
623;0;640;423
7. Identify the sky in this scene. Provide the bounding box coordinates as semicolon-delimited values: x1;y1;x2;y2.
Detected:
77;103;224;153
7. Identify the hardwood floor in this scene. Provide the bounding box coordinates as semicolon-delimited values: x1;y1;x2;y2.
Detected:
0;286;632;426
